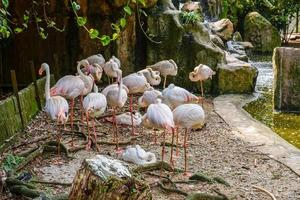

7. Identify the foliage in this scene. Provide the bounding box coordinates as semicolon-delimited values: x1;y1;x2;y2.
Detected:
220;0;300;34
1;154;24;172
179;11;202;24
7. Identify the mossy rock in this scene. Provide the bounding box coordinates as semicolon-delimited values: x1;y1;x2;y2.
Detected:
244;12;281;53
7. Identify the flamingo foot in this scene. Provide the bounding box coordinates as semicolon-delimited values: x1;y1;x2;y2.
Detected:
115;147;123;154
183;172;192;177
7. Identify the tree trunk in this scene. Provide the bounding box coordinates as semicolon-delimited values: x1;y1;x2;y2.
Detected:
69;155;152;200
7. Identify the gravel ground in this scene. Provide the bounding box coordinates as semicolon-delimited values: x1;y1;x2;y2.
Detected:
1;96;299;200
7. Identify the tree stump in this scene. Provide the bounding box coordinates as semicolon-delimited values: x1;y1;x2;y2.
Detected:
69;155;152;200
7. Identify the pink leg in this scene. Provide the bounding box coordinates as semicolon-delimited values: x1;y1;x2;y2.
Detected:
170;128;175;168
70;98;74;147
161;129;166;175
85;112;91;150
93;118;99;152
57;121;61;156
176;127;179;157
112;109;116;142
130;94;138;136
114;108;122;154
183;128;191;176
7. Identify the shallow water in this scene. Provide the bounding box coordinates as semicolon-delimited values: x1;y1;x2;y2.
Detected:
243;55;300;149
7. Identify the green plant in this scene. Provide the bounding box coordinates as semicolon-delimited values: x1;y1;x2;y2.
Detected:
179;11;202;24
1;154;24;172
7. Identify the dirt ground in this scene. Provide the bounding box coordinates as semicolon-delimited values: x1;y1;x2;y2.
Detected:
1;96;299;200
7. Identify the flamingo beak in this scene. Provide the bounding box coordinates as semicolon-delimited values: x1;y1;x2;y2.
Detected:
38;68;44;76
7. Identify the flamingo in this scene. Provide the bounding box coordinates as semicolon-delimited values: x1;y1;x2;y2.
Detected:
103;69;128;153
106;112;142;127
138;68;161;86
122;145;157;165
111;55;121;68
83;84;107;151
103;58;121;84
123;72;151;135
39;63;69;155
50;59;94;145
86;54;105;66
173;104;205;176
147;59;178;88
138;87;162;108
82;63;103;82
162;84;198;110
189;64;215;98
142;99;176;171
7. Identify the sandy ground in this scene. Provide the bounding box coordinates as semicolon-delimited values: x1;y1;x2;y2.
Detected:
1;97;299;200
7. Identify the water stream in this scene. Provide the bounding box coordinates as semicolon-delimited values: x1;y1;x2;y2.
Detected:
243;55;300;149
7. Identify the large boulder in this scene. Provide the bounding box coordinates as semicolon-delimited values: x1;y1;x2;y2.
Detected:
147;0;224;92
217;53;258;94
273;47;300;112
244;12;281;52
209;18;234;41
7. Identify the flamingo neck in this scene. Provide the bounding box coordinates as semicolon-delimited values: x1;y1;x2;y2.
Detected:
44;65;51;100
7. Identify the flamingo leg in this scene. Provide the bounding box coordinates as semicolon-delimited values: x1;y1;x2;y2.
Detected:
161;129;166;175
130;94;137;136
57;121;61;156
176;127;179;157
112;109;116;142
93;117;99;152
114;108;122;154
170;128;175;168
199;81;204;106
85;112;91;150
183;128;191;176
163;76;167;89
70;98;74;147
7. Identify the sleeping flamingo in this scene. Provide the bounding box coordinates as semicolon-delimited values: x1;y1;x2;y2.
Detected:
86;54;105;66
189;64;215;98
173;104;205;176
39;63;69;155
123;72;150;135
50;59;93;145
138;68;161;86
103;69;128;153
103;58;121;84
147;59;178;88
162;84;198;110
142;99;176;172
83;84;107;151
138;87;162;108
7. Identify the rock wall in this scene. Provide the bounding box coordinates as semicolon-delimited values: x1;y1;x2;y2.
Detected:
273;47;300;112
0;76;54;144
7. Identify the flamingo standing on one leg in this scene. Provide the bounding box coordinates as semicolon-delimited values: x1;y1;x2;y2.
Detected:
138;68;161;86
123;72;150;136
162;83;199;110
189;64;215;99
83;84;107;151
142;99;176;172
147;59;178;88
103;69;128;153
173;104;205;176
103;57;121;84
39;63;69;155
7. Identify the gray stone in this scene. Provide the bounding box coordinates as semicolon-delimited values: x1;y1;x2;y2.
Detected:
209;18;234;41
244;12;281;52
273;47;300;112
232;31;243;42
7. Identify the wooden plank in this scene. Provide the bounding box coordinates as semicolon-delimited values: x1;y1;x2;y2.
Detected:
30;61;42;110
10;70;24;129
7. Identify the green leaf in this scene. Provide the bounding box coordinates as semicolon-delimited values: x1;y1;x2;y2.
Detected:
140;9;148;17
35;17;42;23
123;5;132;15
138;0;146;7
77;17;87;26
88;28;99;39
23;14;29;22
120;18;126;28
112;33;119;40
100;35;111;46
2;0;9;9
14;27;23;33
71;1;80;11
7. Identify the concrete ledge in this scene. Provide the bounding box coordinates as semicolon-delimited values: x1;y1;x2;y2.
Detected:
214;94;300;175
0;75;54;144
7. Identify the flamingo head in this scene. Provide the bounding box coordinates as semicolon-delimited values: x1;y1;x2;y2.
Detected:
39;63;48;76
116;69;122;85
93;63;103;81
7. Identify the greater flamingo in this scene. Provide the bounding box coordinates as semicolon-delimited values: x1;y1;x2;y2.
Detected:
86;54;105;66
138;68;161;86
123;72;150;135
39;63;69;155
106;112;142;127
173;104;205;176
122;145;157;165
189;64;215;98
103;69;128;153
103;58;121;84
83;84;107;151
162;83;198;110
50;59;94;145
147;59;178;88
82;63;103;82
142;99;176;171
138;87;162;108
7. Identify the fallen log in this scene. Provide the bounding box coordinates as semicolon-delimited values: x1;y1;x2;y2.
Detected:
69;155;151;200
133;161;183;174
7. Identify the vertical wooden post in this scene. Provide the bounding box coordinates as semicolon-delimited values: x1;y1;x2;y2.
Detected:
10;70;24;129
30;61;42;110
296;9;299;33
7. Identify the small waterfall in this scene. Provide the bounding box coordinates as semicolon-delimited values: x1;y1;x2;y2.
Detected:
250;60;273;93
